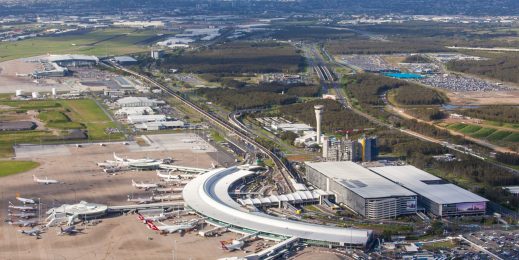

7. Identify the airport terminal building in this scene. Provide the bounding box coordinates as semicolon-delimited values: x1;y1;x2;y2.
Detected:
370;165;488;217
305;161;417;219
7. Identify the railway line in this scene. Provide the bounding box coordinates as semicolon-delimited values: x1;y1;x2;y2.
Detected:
105;61;296;192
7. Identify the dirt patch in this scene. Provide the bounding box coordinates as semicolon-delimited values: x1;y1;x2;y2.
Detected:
447;91;519;105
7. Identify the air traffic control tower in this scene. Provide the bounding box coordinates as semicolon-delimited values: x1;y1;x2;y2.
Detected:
314;105;324;145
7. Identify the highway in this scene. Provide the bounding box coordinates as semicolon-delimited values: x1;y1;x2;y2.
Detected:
104;61;296;193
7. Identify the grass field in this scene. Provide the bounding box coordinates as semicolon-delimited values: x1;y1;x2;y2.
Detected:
471;128;497;138
0;161;39;177
458;125;482;134
421;240;457;251
0;28;165;61
0;98;123;157
487;131;513;141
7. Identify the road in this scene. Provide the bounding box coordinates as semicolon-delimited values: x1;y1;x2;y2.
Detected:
104;61;297;192
315;45;519;175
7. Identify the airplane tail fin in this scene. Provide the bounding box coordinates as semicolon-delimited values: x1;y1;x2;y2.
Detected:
9;201;13;206
132;179;136;186
137;213;144;221
146;221;159;231
33;175;37;181
220;241;228;250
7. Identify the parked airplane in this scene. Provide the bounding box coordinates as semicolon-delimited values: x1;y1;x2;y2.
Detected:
8;211;36;219
131;180;159;190
156;170;180;179
33;175;60;184
19;227;43;237
16;196;36;204
220;239;245;251
137;212;175;223
8;201;37;211
146;219;200;234
127;195;157;204
6;219;38;227
57;225;81;235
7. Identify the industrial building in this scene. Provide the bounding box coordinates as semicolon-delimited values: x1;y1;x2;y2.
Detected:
127;114;166;124
359;136;378;162
134;121;185;131
305;161;417;219
370;165;488;217
116;96;164;107
112;56;138;65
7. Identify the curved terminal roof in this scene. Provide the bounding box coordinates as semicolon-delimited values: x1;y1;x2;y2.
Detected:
47;201;108;216
183;167;372;246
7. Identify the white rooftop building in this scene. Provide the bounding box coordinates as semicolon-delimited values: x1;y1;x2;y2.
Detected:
370;165;488;217
305;161;417;219
127;114;166;124
115;107;154;117
116;97;164;107
134;121;185;131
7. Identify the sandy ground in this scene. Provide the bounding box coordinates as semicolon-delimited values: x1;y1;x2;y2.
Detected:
0;141;253;260
447;91;519;105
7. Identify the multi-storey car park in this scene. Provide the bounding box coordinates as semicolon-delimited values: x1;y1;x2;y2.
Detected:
370;165;488;217
305;161;418;219
182;166;374;249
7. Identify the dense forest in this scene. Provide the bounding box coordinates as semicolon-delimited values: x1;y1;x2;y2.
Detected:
406;108;448;121
279;99;375;132
496;152;519;166
157;41;305;75
456;106;519;124
447;55;519;84
346;74;447;106
195;83;319;110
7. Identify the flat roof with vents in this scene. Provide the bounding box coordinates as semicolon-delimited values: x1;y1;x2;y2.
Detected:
305;161;416;199
370;165;488;205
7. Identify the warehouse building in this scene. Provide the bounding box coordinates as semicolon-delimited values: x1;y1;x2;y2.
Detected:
370;165;488;217
116;96;164;107
305;161;417;219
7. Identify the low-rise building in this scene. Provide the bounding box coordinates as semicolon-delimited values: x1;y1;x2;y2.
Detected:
305;161;417;219
127;114;166;124
116;96;164;107
370;165;488;217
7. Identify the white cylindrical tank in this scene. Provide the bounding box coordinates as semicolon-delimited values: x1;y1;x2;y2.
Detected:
32;92;40;99
51;88;56;96
15;90;23;96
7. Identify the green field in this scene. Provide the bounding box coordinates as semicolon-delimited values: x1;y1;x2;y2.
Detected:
471;128;497;138
504;132;519;142
458;125;482;134
447;123;468;131
0;99;123;157
0;161;39;177
0;28;165;61
487;131;513;141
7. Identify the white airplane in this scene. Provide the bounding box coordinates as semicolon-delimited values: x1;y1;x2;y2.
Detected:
19;227;43;237
131;180;159;190
220;239;245;251
156;170;180;179
16;197;36;204
8;201;37;211
33;175;60;184
6;219;38;227
127;195;157;204
146;219;200;234
8;211;36;219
